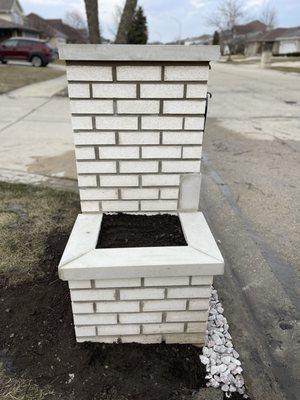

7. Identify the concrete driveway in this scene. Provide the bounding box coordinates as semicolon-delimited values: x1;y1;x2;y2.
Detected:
0;63;299;400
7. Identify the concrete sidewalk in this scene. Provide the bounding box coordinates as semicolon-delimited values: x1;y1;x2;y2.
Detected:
0;75;76;186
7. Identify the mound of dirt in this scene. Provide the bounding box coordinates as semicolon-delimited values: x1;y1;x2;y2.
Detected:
0;230;206;400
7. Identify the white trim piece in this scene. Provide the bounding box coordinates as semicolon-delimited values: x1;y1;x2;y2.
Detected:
59;44;220;62
58;212;224;280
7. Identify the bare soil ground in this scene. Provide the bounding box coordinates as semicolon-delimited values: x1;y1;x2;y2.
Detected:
0;182;209;400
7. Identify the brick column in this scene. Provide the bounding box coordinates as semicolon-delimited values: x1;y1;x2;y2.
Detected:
60;45;219;213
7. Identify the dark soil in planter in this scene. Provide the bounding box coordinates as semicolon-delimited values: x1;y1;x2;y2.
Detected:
0;229;206;400
97;213;187;248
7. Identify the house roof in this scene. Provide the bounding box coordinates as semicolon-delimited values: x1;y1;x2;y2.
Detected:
277;26;300;40
0;17;39;32
26;13;67;39
234;20;267;35
46;18;87;43
0;0;23;13
257;28;289;42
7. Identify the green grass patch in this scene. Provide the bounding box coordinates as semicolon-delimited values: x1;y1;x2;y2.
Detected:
0;182;79;286
0;64;65;94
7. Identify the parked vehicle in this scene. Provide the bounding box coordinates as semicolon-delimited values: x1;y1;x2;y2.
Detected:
0;37;55;67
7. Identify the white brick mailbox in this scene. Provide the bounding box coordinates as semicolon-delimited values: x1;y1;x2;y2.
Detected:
58;44;224;345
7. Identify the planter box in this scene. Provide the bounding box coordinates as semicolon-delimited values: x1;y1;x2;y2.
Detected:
59;212;223;344
58;44;223;345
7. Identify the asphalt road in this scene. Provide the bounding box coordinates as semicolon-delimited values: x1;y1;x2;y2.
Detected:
203;62;300;400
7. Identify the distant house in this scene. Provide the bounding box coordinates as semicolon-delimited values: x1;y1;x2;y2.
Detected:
246;26;300;56
276;27;300;55
221;20;267;55
0;0;39;41
184;34;212;46
0;0;23;24
46;19;87;44
26;13;67;48
26;14;87;48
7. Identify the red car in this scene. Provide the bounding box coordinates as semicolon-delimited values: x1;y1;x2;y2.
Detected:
0;37;56;67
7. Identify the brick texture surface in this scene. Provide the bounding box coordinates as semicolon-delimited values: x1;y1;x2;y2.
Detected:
70;275;211;343
65;61;209;212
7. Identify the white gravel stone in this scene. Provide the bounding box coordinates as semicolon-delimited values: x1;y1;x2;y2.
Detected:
200;286;248;398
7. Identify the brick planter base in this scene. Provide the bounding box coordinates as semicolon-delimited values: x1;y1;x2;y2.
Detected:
59;212;223;344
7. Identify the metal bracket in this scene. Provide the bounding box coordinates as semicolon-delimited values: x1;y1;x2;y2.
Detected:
204;92;212;131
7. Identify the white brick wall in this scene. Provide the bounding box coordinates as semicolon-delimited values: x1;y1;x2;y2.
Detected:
99;146;139;159
121;188;159;200
75;147;95;160
163;100;205;114
162;131;203;144
143;299;186;311
69;276;211;343
71;116;92;130
72;302;94;314
164;66;209;81
141;174;180;186
70;100;113;114
141;116;183;130
118;131;160;145
67;65;113;81
96;116;138;130
102;200;139;212
74;132;116;145
117;100;160;114
79;188;118;200
144;276;189;286
68;83;90;98
120;288;164;300
119;161;158;173
77;175;97;187
117;66;161;81
160;188;179;199
161;160;201;173
141;146;181;159
100;175;139;187
92;83;136;98
186;84;207;98
80;201;99;212
141;200;178;211
182;146;202;159
184;117;205;130
140;84;184;98
65;60;210;211
76;161;116;174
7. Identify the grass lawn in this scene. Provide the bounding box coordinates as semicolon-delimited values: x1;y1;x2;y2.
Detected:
0;64;65;94
271;66;300;74
0;182;79;286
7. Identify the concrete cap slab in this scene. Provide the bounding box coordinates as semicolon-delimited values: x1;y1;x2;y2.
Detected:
59;44;220;62
58;212;224;281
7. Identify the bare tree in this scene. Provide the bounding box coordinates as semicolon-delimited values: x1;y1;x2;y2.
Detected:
107;4;123;38
84;0;101;43
206;0;244;32
65;9;86;30
260;2;278;29
206;0;244;56
115;0;137;44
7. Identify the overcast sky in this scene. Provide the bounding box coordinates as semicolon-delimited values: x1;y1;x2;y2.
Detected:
22;0;300;43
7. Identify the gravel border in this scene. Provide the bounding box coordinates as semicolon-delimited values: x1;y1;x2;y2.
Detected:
200;287;248;397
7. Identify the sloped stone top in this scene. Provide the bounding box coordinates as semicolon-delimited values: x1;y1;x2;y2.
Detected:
59;44;220;62
58;212;224;280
